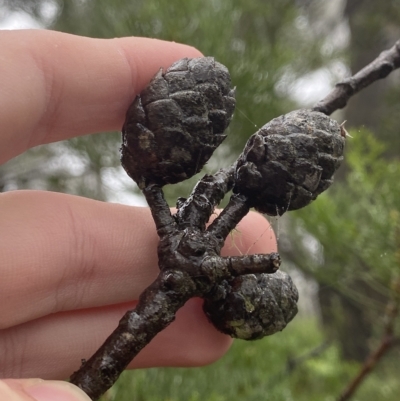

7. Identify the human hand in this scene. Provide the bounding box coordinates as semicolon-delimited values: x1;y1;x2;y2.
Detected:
0;29;277;398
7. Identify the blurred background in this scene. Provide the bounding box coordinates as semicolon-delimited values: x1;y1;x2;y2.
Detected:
1;1;399;400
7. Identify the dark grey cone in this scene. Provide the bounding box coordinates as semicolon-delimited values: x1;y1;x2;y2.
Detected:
203;271;299;340
121;57;236;188
234;109;345;215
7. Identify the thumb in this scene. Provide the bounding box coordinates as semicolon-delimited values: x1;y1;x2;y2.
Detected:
0;379;91;401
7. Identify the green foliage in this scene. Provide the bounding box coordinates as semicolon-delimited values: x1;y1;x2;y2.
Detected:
293;131;399;291
280;129;400;363
99;317;400;401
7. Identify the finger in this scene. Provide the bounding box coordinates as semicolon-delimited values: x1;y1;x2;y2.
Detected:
1;298;232;379
0;30;202;163
1;379;91;401
221;210;277;257
0;191;276;330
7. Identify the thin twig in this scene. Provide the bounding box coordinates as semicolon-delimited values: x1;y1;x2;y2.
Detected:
70;270;194;400
337;277;400;401
70;172;281;399
313;39;400;116
174;166;235;230
207;193;250;240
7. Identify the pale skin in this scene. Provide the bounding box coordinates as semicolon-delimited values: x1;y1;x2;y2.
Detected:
0;30;277;399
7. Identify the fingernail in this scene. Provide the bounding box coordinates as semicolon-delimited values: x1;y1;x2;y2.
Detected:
24;380;92;401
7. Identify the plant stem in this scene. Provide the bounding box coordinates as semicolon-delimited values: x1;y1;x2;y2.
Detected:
207;193;250;240
313;39;400;116
337;277;400;401
142;184;176;236
175;166;235;230
70;269;195;400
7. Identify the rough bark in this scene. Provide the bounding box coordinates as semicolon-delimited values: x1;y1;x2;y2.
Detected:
313;39;400;116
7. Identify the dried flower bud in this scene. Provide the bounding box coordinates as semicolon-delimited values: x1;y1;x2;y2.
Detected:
203;271;299;340
121;57;236;188
234;109;345;215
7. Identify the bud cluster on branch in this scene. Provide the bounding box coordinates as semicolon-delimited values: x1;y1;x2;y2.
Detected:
70;39;400;400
